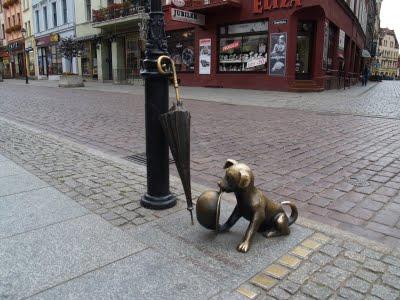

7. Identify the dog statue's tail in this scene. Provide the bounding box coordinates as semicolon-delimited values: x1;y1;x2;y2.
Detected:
281;201;298;226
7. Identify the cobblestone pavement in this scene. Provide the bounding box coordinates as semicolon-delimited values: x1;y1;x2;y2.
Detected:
1;82;400;248
231;226;400;300
1;115;400;299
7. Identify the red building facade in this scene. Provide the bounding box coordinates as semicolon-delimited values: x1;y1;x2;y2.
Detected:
164;0;368;91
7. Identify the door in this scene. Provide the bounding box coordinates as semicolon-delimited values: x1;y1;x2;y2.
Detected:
295;21;315;80
107;41;113;80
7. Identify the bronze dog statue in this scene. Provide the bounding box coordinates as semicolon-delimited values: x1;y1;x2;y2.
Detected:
217;159;298;253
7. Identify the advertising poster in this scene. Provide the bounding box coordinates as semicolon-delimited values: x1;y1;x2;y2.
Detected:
338;29;345;50
199;38;211;75
269;32;287;77
322;20;330;70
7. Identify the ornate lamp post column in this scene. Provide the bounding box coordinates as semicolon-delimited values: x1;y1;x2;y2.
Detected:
20;28;29;84
140;0;176;209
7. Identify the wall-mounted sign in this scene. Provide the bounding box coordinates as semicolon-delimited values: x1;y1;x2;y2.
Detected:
253;0;302;13
50;33;60;43
171;8;205;26
199;38;211;75
273;19;288;25
222;40;240;52
338;29;345;50
172;0;186;7
8;42;21;51
269;32;287;77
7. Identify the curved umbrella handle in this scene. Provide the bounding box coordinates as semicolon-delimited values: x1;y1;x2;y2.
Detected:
157;55;182;105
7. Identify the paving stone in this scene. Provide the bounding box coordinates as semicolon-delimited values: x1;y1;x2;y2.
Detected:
301;282;332;300
287;262;319;285
381;273;400;289
263;264;290;279
363;258;388;273
278;254;302;269
388;265;400;277
236;286;259;299
250;274;277;290
383;255;400;267
301;239;322;250
310;233;330;243
310;252;333;266
291;246;313;259
370;284;399;300
355;269;379;283
267;286;291;300
320;244;343;257
362;249;384;260
342;241;365;253
279;280;300;295
345;277;370;294
344;251;366;263
101;212;119;221
339;287;365;300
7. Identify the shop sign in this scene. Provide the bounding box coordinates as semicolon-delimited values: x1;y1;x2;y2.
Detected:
338;29;345;50
269;32;287;77
171;8;205;26
8;42;21;51
172;0;185;7
228;21;267;34
199;38;211;75
273;19;288;25
254;0;302;13
222;40;240;52
247;57;266;69
50;33;60;43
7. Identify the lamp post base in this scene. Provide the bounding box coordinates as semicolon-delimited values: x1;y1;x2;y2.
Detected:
141;193;176;210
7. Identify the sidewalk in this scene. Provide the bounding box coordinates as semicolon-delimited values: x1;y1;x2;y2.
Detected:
3;78;379;110
1;118;400;299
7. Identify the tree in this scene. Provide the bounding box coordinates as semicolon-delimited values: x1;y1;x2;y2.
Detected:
58;38;83;74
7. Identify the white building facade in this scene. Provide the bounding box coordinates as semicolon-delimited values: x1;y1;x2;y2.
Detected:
32;0;76;79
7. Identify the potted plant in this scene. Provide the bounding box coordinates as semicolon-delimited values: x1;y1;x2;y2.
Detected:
58;38;84;88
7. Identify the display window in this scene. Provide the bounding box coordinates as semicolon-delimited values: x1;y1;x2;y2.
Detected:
50;45;62;75
28;51;35;76
167;29;195;72
218;20;268;72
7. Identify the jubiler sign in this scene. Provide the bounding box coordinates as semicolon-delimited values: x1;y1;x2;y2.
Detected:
171;8;205;26
254;0;302;13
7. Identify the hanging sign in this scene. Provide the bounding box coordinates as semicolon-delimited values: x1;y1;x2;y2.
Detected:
222;40;240;52
199;38;211;75
338;29;345;50
171;8;205;26
172;0;186;7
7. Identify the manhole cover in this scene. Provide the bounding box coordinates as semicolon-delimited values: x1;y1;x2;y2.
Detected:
346;175;370;187
125;153;174;166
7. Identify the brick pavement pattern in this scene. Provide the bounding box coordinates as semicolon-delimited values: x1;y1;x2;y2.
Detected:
1;82;400;248
234;232;400;300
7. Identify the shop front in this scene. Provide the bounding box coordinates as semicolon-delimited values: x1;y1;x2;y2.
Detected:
7;40;25;79
35;33;63;79
0;47;12;79
164;0;366;91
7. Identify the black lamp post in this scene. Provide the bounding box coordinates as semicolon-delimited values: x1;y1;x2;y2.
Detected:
20;28;29;84
140;0;176;209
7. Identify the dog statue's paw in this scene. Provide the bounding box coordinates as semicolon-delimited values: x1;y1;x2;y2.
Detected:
237;241;250;253
217;224;230;233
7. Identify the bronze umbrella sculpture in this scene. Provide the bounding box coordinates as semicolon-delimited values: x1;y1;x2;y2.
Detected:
157;56;194;224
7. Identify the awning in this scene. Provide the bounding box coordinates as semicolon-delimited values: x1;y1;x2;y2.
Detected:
75;34;101;42
361;49;371;58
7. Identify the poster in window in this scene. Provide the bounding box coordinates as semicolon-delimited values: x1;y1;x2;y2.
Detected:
199;38;211;74
338;29;345;50
269;32;287;76
322;20;329;70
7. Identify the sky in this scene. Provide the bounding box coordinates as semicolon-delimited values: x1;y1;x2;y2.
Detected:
380;0;400;45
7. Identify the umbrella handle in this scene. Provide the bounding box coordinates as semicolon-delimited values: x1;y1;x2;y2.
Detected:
157;55;182;105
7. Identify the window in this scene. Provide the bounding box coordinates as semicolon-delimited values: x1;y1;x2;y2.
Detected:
27;21;31;36
43;6;48;30
50;45;62;75
167;29;195;72
35;10;40;32
17;13;20;25
86;0;91;21
52;2;57;27
62;0;67;24
1;24;4;39
8;17;10;27
218;21;268;72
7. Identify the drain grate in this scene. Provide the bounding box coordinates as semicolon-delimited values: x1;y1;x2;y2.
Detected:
125;152;175;166
346;175;370;187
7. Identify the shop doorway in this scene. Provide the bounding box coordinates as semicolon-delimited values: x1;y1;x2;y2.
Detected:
295;21;315;80
107;41;113;80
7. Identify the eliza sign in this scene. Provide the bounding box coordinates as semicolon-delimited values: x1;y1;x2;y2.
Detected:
222;40;240;52
254;0;302;13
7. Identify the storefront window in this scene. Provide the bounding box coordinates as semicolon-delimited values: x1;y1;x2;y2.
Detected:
28;50;35;76
167;29;195;72
50;45;62;75
81;42;90;76
126;34;141;79
38;47;48;76
219;21;268;72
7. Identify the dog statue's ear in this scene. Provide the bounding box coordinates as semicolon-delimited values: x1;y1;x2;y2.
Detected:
238;170;251;189
223;159;238;169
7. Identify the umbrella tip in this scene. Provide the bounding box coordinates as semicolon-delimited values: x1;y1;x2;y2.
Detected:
189;209;194;225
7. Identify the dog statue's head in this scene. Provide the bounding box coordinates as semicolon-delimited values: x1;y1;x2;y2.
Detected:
218;159;254;193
